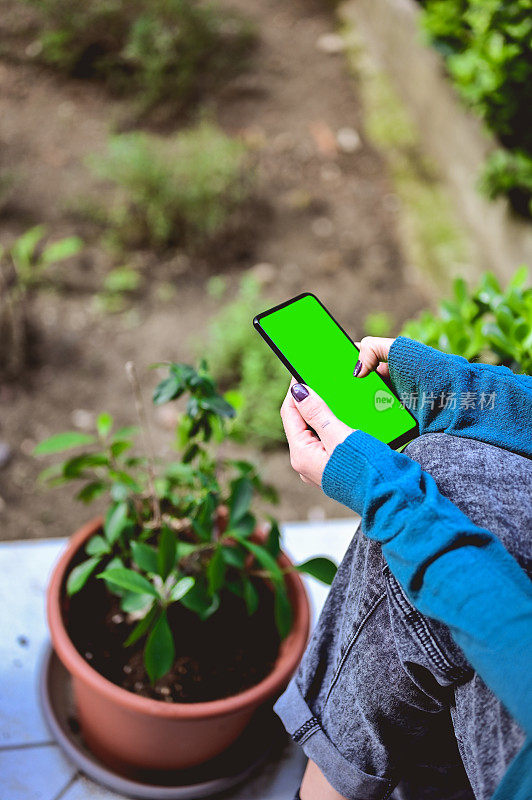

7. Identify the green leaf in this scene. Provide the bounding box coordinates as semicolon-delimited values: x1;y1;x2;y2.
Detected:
41;235;83;264
76;481;107;504
131;541;158;574
144;611;175;684
104;502;130;545
200;395;236;418
180;581;220;620
238;539;284;583
11;224;45;269
63;453;108;479
229;477;253;525
221;545;246;569
97;412;113;438
120;591;154;614
152;374;182;405
110;440;131;458
231;512;255;539
124;602;158;647
97;568;158;597
243;576;259;616
112;426;139;440
207;548;226;595
274;583;293;639
34;431;95;455
296;557;338;585
85;535;111;557
66;556;101;596
169;576;195;603
265;519;281;557
158;525;177;580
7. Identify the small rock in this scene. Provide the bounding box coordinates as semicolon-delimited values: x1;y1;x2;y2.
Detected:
20;439;35;456
111;613;124;625
159;686;171;696
85;652;93;661
0;441;13;469
123;665;132;675
248;262;277;287
309;121;338;158
134;681;144;691
337;127;361;153
311;217;334;238
72;409;95;431
316;33;345;54
321;164;342;182
25;40;43;58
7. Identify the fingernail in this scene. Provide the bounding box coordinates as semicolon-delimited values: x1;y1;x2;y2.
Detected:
354;361;362;377
291;383;309;402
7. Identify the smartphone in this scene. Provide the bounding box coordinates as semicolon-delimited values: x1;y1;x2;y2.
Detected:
253;292;418;449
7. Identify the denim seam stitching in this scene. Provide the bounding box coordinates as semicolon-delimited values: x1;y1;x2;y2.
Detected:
324;592;387;706
383;565;468;681
297;724;321;745
292;717;320;743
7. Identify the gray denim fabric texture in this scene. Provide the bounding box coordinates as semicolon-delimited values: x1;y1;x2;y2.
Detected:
275;433;531;800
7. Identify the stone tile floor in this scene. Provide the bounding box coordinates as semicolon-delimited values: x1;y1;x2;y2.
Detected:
0;519;356;800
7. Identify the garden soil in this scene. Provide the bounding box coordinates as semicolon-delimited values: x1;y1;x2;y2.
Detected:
0;0;430;541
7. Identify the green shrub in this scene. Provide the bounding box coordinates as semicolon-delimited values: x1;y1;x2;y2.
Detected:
88;123;251;249
198;276;288;449
0;226;83;378
421;0;532;216
35;361;336;684
402;266;532;373
479;149;532;217
26;0;253;114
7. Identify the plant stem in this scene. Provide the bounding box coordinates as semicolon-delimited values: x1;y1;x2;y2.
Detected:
125;361;161;528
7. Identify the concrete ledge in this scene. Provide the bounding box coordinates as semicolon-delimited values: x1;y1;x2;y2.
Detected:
340;0;532;282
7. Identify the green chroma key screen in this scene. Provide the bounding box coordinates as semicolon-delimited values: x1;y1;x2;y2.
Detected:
254;293;418;447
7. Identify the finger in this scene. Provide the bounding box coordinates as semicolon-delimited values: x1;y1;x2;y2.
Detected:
290;383;353;453
281;386;319;454
356;336;395;378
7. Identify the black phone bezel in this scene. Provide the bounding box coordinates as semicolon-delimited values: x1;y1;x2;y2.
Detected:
253;291;419;451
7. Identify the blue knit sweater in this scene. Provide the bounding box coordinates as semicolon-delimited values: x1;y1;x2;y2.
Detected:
321;337;532;800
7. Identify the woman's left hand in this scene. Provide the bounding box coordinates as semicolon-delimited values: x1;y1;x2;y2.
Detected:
280;379;355;488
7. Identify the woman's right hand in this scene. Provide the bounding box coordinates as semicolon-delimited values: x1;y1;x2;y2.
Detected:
354;336;396;379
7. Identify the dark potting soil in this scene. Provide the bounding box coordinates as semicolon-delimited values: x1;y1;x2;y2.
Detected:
65;575;281;703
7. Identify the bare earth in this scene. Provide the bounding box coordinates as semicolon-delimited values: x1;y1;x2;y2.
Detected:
0;0;430;541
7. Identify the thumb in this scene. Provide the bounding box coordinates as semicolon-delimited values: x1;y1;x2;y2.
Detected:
355;336;395;378
290;382;353;453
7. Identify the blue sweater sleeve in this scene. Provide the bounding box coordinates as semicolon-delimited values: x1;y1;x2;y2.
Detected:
388;337;532;459
322;430;532;736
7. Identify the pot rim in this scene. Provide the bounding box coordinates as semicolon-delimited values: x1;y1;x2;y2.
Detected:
47;517;310;720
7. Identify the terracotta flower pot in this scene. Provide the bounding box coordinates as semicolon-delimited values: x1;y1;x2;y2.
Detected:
47;517;310;775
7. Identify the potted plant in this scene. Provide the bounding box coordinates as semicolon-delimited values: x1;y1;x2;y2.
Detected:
37;360;336;775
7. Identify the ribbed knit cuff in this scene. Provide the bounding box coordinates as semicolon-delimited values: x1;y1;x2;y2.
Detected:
387;336;427;399
321;430;392;515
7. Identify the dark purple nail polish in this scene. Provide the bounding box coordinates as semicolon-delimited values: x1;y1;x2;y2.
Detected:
291;383;309;402
354;361;362;377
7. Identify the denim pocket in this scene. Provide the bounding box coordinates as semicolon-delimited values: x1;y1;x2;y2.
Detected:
383;563;472;686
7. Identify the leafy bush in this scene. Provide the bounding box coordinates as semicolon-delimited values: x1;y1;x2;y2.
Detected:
421;0;532;216
199;276;288;448
88;123;251;249
35;361;336;684
402;266;532;373
25;0;253;114
0;226;83;378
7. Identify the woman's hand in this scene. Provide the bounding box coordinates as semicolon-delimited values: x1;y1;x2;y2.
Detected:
354;336;395;379
280;337;396;488
280;379;354;488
